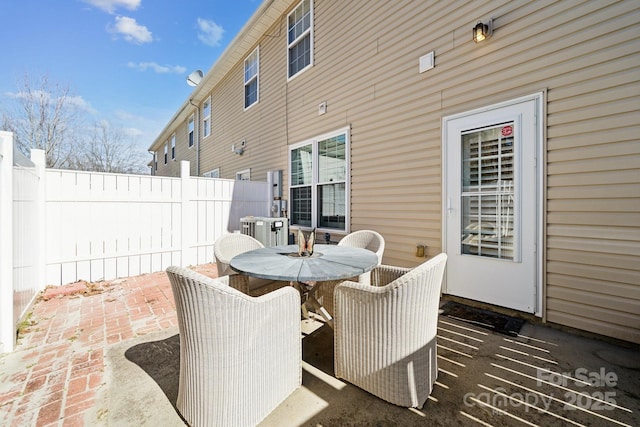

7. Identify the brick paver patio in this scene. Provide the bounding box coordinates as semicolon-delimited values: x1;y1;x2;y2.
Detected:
0;264;218;427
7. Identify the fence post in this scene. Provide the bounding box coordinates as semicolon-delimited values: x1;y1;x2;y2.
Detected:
31;149;46;296
0;131;15;353
180;161;193;267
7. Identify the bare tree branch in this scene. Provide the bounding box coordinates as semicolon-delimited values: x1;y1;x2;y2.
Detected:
75;120;147;174
1;73;148;174
5;73;81;168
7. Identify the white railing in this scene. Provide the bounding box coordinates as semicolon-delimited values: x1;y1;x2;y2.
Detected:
0;133;271;353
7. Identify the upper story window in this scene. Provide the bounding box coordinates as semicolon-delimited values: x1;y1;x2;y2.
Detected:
164;143;168;164
287;0;313;79
203;97;211;138
170;133;176;160
153;152;157;173
244;47;259;109
289;127;349;231
188;115;194;148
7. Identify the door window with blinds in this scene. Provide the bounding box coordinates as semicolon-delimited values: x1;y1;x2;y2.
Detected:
461;123;516;260
289;128;349;231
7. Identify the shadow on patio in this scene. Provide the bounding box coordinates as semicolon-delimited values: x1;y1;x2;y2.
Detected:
0;266;638;426
121;311;639;427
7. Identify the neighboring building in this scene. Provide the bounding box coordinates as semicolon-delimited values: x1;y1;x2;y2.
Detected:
149;0;640;344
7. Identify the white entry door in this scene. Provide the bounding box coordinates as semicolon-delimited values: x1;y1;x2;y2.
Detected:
443;94;542;314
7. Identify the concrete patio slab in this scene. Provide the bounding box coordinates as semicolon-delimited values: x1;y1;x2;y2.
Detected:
1;265;638;426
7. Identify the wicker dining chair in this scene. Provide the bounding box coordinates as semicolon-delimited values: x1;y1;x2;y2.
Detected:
166;266;301;427
214;233;288;296
317;230;385;316
338;229;385;264
333;253;448;408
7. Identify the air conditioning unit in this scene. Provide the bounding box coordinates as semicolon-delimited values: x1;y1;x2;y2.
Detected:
240;216;289;247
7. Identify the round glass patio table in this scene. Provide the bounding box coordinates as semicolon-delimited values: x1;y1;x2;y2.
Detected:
229;244;378;283
230;244;378;327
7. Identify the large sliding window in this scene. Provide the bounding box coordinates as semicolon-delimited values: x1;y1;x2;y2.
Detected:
287;0;313;79
289;128;349;231
244;47;259;109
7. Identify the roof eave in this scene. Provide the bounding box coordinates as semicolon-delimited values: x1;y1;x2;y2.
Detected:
148;0;293;152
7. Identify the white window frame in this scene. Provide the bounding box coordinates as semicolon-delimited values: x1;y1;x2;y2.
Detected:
203;168;220;178
244;47;259;110
188;114;194;148
170;133;176;160
202;97;211;138
164;143;168;164
288;127;350;232
287;0;314;81
236;169;251;181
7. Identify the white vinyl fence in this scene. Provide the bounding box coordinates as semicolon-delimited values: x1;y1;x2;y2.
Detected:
0;132;46;354
0;132;270;353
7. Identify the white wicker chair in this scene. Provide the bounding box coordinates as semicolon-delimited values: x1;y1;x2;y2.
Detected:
317;230;385;316
338;229;385;265
166;266;301;427
214;233;288;296
333;253;447;408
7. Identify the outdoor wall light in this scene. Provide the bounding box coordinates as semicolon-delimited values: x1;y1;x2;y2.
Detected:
473;20;493;43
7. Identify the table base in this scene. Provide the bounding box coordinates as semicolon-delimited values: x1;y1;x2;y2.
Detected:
293;281;334;329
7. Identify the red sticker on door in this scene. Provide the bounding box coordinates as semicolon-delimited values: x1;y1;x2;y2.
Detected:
501;125;513;137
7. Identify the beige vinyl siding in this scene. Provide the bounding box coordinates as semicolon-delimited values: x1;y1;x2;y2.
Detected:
199;26;289;182
153;118;198;177
151;0;640;343
303;0;638;341
539;0;640;343
181;115;198;176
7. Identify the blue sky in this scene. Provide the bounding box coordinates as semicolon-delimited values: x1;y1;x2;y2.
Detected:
0;0;261;160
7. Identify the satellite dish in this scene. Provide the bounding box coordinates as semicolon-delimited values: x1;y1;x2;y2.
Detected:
186;70;203;87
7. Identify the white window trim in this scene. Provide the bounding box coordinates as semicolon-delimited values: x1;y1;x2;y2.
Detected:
164;143;168;164
203;96;211;138
244;46;259;110
188;114;195;148
287;0;314;82
288;126;350;232
170;133;176;160
236;169;251;181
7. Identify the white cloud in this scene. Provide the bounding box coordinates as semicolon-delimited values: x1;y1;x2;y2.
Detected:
113;110;137;121
109;16;153;44
5;90;96;114
127;62;186;74
123;127;143;137
66;95;97;114
5;89;40;100
81;0;141;14
197;18;224;47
